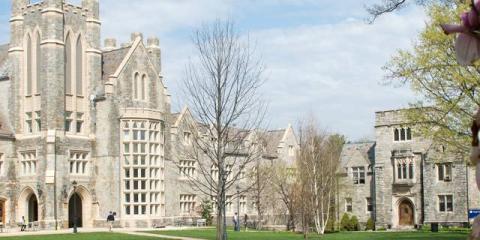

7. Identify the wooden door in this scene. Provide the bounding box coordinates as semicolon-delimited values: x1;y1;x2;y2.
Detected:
0;200;5;224
399;201;414;226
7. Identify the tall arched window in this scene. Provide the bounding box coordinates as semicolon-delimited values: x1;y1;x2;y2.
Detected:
26;34;32;96
76;36;83;96
394;129;399;141
133;72;139;99
35;31;41;94
141;74;147;100
65;33;72;94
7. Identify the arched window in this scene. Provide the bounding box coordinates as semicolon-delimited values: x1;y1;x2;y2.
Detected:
408;162;414;179
141;74;147;100
406;128;412;140
35;31;41;94
133;72;139;99
26;34;33;96
394;128;399;141
400;128;406;141
76;36;83;96
65;33;72;94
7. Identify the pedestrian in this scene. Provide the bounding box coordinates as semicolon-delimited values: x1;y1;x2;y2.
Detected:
233;212;239;231
244;214;248;231
20;216;26;232
107;211;115;232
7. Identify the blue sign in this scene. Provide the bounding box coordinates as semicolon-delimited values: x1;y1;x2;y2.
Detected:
469;209;480;219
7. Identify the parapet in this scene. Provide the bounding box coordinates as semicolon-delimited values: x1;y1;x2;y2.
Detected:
103;38;117;51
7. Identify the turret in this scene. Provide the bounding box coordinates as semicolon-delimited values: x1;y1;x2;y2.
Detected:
11;0;28;17
82;0;99;19
44;0;63;9
147;37;162;73
103;38;117;51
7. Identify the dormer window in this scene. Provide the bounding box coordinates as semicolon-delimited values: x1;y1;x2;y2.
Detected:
394;127;412;142
183;132;192;145
288;145;295;156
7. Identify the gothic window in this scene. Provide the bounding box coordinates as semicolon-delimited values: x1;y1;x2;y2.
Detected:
20;151;37;176
65;33;72;94
396;157;414;180
211;165;219;181
69;151;89;175
288;145;295;156
366;197;373;212
352;167;365;184
345;198;353;212
438;195;453;212
26;34;32;96
25;112;33;133
76;36;83;96
179;160;196;178
122;119;164;217
394;127;412;142
179;194;196;214
35;31;41;94
141;74;147;100
133;72;139;99
437;163;453;182
226;164;234;181
183;132;192;145
240;195;247;213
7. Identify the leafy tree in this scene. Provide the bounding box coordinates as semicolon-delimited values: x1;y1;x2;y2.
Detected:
340;213;351;231
366;217;375;231
384;0;477;155
350;216;360;231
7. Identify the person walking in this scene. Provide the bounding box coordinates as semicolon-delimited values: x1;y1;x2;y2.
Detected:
20;216;26;232
107;211;115;232
233;212;239;231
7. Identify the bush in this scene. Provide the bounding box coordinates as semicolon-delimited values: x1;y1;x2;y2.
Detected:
350;216;359;231
340;213;350;231
365;217;375;231
199;199;214;226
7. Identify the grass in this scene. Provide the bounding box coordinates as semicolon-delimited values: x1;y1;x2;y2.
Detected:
0;232;169;240
147;228;470;240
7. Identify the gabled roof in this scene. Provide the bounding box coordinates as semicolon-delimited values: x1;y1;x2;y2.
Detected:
261;129;286;157
340;141;375;168
102;46;131;81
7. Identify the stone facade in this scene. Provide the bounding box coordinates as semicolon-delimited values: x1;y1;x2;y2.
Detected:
338;109;479;229
0;0;298;229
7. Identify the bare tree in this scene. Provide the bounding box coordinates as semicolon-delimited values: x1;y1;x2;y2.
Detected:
247;155;272;229
271;161;297;231
180;20;265;240
366;0;455;23
296;119;344;235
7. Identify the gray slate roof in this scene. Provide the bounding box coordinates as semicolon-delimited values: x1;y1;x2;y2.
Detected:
102;46;131;81
340;141;375;168
260;129;286;158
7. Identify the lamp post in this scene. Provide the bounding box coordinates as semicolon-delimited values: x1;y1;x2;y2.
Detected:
72;181;78;234
236;185;240;231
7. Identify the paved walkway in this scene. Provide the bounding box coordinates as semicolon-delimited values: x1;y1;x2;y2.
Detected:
0;227;209;240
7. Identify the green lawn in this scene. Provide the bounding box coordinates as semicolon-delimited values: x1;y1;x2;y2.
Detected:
147;228;470;240
0;232;168;240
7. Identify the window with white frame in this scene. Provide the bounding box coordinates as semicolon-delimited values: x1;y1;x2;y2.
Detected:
0;153;4;176
345;198;352;212
179;160;196;178
366;197;373;212
69;151;89;175
240;195;247;213
183;132;192;145
226;164;234;181
25;112;33;133
394;127;412;142
395;157;414;180
352;167;365;184
437;163;452;182
288;145;295;157
211;165;219;181
226;195;233;213
20;151;37;176
180;194;196;214
122;119;164;217
438;195;453;212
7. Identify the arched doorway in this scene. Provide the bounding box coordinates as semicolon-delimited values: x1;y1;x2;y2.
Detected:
0;199;5;224
398;199;414;226
68;193;82;228
27;194;38;223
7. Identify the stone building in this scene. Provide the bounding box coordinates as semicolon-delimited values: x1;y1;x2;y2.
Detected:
338;109;480;229
0;0;298;229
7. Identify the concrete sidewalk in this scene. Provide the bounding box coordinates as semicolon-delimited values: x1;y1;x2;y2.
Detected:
0;227;209;240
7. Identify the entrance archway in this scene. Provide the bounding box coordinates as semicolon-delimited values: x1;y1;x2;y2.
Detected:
0;199;5;224
68;193;82;228
398;199;414;226
27;194;38;223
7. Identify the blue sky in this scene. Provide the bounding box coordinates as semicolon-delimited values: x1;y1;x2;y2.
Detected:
0;0;427;141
